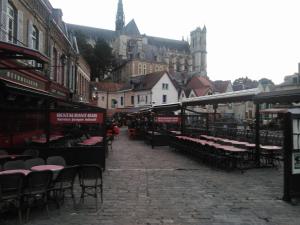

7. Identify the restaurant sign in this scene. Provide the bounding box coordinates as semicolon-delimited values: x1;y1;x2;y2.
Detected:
155;116;181;124
0;70;46;90
50;112;104;124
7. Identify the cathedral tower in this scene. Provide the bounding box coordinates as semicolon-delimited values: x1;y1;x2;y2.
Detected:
115;0;125;31
190;26;207;76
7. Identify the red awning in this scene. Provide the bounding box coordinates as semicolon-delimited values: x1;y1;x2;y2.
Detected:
0;41;49;64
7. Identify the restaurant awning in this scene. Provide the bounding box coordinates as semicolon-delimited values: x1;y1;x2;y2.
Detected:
152;102;181;113
0;80;53;99
0;41;49;70
254;89;300;104
182;88;260;106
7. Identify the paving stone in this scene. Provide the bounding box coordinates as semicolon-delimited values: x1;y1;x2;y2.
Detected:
2;128;300;225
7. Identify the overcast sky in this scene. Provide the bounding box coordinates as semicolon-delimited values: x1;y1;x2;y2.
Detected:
49;0;300;84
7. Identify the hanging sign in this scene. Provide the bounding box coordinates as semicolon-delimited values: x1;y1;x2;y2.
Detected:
50;112;104;124
155;116;181;124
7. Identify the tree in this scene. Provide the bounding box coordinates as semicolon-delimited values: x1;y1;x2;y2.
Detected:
75;32;115;80
232;77;258;91
258;78;274;86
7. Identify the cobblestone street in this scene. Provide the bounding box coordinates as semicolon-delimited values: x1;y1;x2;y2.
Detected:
3;128;300;225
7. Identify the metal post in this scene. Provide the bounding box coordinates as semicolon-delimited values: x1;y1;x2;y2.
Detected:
181;107;185;135
283;112;292;202
255;103;260;166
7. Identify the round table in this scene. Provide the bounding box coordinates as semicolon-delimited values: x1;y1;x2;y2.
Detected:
0;169;31;176
31;165;64;171
31;165;64;179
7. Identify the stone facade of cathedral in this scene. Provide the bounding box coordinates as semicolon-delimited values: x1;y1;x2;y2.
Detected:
68;0;207;83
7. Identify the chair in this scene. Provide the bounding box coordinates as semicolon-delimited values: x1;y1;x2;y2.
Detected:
0;150;8;155
50;166;78;208
23;170;53;222
23;149;39;158
46;156;66;167
24;158;45;170
3;160;26;170
0;173;25;224
78;165;103;211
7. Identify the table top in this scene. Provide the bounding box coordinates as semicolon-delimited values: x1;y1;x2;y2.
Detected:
260;145;282;151
31;165;64;171
0;169;31;175
78;136;103;146
31;135;64;144
0;154;30;160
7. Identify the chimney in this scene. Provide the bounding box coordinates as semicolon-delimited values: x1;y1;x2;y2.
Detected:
52;8;63;25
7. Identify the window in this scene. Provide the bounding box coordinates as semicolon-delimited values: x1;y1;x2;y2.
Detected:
120;96;124;106
143;64;147;74
162;95;167;103
137;95;140;103
149;65;152;73
32;26;39;50
131;96;134;105
293;77;298;84
162;83;169;90
111;99;117;108
7;3;16;43
145;95;148;104
155;65;159;72
101;96;105;101
138;63;142;75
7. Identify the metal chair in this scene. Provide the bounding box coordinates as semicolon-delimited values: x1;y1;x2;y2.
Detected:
3;160;26;170
46;156;66;167
78;165;103;211
0;150;8;155
0;173;25;224
23;149;39;158
24;158;45;170
50;166;78;208
23;170;53;222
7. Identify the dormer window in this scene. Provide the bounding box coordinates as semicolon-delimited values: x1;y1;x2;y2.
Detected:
7;3;17;43
32;26;39;50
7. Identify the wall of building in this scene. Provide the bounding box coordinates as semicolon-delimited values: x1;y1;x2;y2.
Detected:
151;73;178;105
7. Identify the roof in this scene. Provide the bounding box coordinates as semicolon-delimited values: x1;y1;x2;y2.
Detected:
187;76;212;90
185;76;213;97
147;36;190;53
182;88;260;106
213;80;231;93
254;88;300;104
67;24;116;41
92;82;125;92
123;19;140;36
131;71;167;91
194;87;212;96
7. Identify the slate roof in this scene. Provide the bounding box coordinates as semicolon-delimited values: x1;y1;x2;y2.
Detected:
213;80;231;93
123;19;140;36
67;24;117;41
67;22;191;55
131;71;167;91
147;36;190;53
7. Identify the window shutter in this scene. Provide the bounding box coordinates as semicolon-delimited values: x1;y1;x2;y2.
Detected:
0;0;8;41
49;45;54;80
39;30;43;53
17;10;23;44
27;19;33;48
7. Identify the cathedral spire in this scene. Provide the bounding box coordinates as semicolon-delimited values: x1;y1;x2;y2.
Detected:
115;0;125;31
